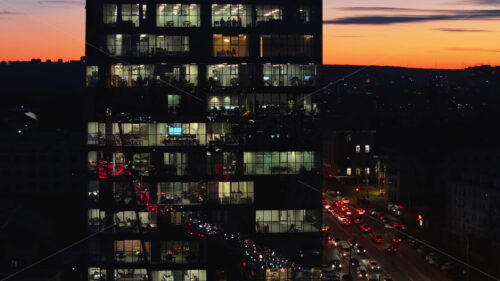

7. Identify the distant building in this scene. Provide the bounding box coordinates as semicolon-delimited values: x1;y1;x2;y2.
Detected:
323;130;376;186
445;173;500;278
0;132;86;279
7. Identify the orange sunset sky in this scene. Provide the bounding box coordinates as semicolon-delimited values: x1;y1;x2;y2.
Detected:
0;0;499;69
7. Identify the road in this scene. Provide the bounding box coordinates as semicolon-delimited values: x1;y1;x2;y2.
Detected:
323;197;453;281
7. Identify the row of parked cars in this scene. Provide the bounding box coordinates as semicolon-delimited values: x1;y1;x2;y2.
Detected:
407;238;469;278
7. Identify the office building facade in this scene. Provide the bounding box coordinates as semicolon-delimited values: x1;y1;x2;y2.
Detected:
85;0;322;280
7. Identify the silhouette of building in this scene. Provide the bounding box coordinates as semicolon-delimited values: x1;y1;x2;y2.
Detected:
85;0;322;280
323;130;377;185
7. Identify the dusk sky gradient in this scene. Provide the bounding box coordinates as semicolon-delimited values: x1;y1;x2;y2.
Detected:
1;0;500;68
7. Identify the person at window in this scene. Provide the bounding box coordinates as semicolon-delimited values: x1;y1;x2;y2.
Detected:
227;17;231;26
237;15;242;27
289;223;297;232
231;48;236;56
220;17;225;27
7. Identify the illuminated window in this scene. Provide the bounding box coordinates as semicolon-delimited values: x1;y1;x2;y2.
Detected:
157;64;198;86
255;210;320;233
164;152;188;175
88;209;105;231
157;123;206;145
110;64;154;87
132;153;150;176
156;4;200;27
212;4;252;27
86;66;98;87
365;145;370;153
207;64;239;87
114;269;147;281
157;182;205;205
260;35;314;57
161;241;200;264
121;4;140;27
106;34;132;56
365;168;370;175
114;211;154;230
137;34;155;56
355;145;361;153
262;64;317;87
103;4;117;25
355;168;361;176
207;181;254;204
244;151;319;175
256;5;283;25
346;168;351;176
88;268;106;281
156;35;189;55
298;6;312;23
213;34;249;57
151;270;206;281
114;240;151;263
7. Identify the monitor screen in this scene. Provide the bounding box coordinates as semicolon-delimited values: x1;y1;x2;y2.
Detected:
168;127;182;135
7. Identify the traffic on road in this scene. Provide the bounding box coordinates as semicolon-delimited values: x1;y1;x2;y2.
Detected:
320;193;467;281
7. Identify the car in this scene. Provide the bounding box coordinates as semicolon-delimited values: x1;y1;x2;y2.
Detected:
356;268;369;279
342;219;352;226
350;258;360;267
386;246;398;255
348;239;358;247
407;238;417;247
440;261;454;271
322;224;330;232
337;213;347;222
356;208;366;215
360;224;371;232
328;236;341;246
416;245;425;254
391;236;403;244
353;215;363;223
425;252;437;261
356;245;367;255
367;260;380;271
429;255;439;265
368;208;378;215
373;234;384;243
392;222;406;230
341;198;350;204
345;210;353;216
379;215;388;222
328;259;342;270
321;268;339;281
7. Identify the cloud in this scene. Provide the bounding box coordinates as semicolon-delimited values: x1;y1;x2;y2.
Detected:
325;9;500;25
37;1;84;6
445;47;500;52
0;10;22;15
457;0;500;5
435;28;493;32
336;7;456;13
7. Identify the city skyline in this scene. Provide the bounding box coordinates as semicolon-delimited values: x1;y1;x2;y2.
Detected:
0;0;500;68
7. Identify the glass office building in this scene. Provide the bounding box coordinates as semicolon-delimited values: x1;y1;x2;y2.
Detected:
85;0;322;280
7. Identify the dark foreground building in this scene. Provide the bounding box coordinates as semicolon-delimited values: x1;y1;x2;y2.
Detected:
85;0;322;280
